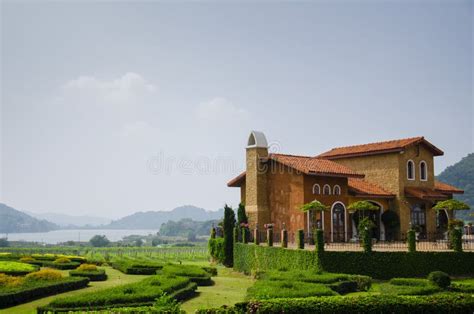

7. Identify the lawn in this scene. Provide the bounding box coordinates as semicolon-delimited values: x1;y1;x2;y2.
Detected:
0;267;148;314
181;266;254;313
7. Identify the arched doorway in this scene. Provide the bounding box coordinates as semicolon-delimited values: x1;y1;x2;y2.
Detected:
351;201;382;240
331;202;346;242
437;209;449;239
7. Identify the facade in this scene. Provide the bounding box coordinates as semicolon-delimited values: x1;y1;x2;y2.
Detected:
228;131;464;242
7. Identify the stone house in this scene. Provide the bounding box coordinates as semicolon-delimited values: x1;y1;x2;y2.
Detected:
227;131;463;242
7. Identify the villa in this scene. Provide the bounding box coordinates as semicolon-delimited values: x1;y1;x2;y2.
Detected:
227;131;463;242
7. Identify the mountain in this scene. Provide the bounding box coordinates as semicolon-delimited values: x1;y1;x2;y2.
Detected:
437;153;474;222
159;218;220;237
24;211;112;228
105;205;224;229
0;203;59;233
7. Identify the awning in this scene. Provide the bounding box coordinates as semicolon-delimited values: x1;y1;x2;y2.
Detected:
404;187;448;200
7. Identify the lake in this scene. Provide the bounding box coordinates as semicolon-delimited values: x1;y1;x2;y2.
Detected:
4;229;158;244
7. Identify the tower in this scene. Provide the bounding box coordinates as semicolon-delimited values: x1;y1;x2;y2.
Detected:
245;131;270;228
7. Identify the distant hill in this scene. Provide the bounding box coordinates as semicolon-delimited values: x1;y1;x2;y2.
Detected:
24;211;111;228
437;153;474;222
105;205;223;229
159;218;220;237
0;203;59;233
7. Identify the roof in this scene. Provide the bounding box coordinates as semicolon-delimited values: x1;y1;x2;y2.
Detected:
227;171;246;187
348;178;395;198
405;187;448;200
318;136;444;159
434;180;464;194
268;154;364;178
227;153;364;187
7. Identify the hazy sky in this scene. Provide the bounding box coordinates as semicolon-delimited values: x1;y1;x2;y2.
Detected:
1;1;472;218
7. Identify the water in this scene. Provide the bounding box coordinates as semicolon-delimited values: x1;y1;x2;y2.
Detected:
4;229;158;244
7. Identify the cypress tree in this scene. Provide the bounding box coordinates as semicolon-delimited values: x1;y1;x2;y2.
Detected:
223;204;236;267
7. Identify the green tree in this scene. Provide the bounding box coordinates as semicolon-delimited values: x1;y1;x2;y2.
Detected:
237;203;248;225
89;235;110;247
0;238;8;247
223;204;236;267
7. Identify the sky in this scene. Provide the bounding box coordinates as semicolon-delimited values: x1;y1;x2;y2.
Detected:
1;1;472;219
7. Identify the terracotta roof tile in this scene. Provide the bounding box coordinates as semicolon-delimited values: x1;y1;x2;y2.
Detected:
269;154;364;178
348;178;395;198
227;171;246;187
405;187;448;200
434;180;464;194
318;136;444;159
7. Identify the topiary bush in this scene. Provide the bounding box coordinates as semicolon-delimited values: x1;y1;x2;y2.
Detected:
428;271;451;289
26;269;63;281
54;257;71;264
407;229;416;253
297;229;304;249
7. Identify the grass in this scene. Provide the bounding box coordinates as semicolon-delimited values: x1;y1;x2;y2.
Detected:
0;267;149;314
181;266;254;313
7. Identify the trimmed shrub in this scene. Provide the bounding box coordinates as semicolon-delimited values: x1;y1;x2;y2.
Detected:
246;280;337;300
0;261;38;276
0;273;24;287
327;280;358;295
111;258;163;275
378;282;441;295
0;277;89;309
389;278;429;286
162;265;213;286
69;268;107;281
266;228;273;247
234;243;474;279
242;228;248;244
428;271;451;289
223;205;236;267
76;263;98;271
42;261;81;270
26;269;62;281
315;229;324;253
297;229;304;249
19;257;36;264
451;228;463;252
38;275;196;312
208;238;225;264
198;294;474;313
54;257;71;264
407;229;416;252
281;230;288;248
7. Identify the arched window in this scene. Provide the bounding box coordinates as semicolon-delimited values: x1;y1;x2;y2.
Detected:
333;185;341;195
407;160;415;180
323;184;331;195
420;161;427;181
312;184;321;195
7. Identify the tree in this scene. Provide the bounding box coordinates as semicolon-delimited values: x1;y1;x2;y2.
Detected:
433;199;470;212
237;203;248;225
89;235;110;247
223;204;236;267
299;200;329;212
187;231;197;242
135;239;144;247
0;238;9;247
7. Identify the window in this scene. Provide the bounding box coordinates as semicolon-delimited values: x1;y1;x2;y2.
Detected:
333;185;341;195
420;161;427;181
407;160;415;180
323;184;331;195
312;184;321;195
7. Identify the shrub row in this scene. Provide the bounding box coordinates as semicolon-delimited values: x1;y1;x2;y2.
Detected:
37;274;196;312
234;244;474;279
161;264;214;286
197;294;474;314
42;261;81;270
111;258;163;275
247;280;337;300
208;238;225;263
0;277;89;309
0;261;39;276
69;269;107;281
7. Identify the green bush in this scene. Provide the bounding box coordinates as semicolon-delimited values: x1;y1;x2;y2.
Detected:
450;228;463;252
378;282;441;295
407;229;416;252
327;280;358;295
281;230;288;248
223;205;236;267
208;238;225;264
111;257;163;275
69;269;107;281
297;229;304;250
246;280;337;300
428;271;451;289
0;261;38;276
315;229;324;253
234;243;474;279
42;261;81;270
38;275;196;312
198;294;474;313
0;277;89;309
162;264;213;286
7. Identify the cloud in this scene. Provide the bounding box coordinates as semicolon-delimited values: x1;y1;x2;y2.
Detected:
61;72;156;105
120;121;158;138
196;97;250;123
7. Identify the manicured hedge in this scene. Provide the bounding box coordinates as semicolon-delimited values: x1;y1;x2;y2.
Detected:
69;269;107;281
0;261;39;276
111;258;163;275
161;264;213;286
234;244;474;279
0;277;89;309
37;275;196;312
234;244;321;275
197;294;474;313
208;237;225;263
42;261;81;270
